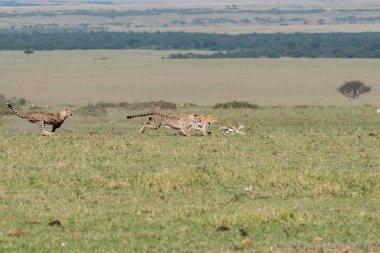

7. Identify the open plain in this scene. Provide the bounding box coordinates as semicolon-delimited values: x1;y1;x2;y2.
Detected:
0;50;380;252
1;50;380;106
0;105;380;252
1;0;380;251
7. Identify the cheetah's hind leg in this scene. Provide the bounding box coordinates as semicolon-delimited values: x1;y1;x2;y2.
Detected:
179;128;190;136
37;120;53;136
139;123;161;133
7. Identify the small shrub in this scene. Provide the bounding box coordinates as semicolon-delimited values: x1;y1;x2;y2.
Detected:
77;103;107;116
0;94;5;104
76;100;177;116
0;106;9;116
295;105;308;109
152;100;177;109
87;101;176;110
118;102;130;108
213;101;258;109
179;103;198;108
7;96;29;106
127;101;177;110
95;102;118;108
29;105;44;110
1;95;30;116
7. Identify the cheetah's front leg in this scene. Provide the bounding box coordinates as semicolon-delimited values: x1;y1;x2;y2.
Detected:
139;123;149;133
200;126;209;136
52;124;61;132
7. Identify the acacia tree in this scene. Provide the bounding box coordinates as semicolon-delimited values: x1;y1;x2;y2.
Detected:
337;80;371;106
24;50;34;60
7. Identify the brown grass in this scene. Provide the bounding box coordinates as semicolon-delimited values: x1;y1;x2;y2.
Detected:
1;50;380;107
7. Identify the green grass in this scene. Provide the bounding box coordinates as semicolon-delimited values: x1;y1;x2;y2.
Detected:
0;106;379;252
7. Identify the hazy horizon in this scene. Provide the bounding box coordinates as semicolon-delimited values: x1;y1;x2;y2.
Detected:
1;0;378;7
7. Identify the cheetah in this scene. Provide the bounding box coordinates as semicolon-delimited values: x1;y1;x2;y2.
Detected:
7;102;74;136
127;111;201;136
175;113;218;136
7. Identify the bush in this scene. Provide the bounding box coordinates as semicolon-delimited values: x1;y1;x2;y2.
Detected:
127;101;177;110
179;103;198;108
95;100;177;110
77;103;107;116
0;105;9;116
0;95;30;116
117;102;130;107
0;94;5;104
294;105;308;109
95;102;119;108
213;101;258;109
76;100;177;116
7;96;29;106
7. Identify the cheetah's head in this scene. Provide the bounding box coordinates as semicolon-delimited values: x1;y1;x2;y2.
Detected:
62;108;74;118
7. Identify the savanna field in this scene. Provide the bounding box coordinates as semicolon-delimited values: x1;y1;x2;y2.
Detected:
0;50;380;252
0;105;379;252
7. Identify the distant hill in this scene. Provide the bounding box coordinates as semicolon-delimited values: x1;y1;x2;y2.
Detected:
0;0;378;7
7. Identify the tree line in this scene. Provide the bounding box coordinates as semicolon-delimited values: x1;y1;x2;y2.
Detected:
1;31;380;58
0;8;327;18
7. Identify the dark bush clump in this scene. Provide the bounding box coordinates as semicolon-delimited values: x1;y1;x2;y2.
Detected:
0;94;5;104
179;103;198;108
0;95;30;116
76;100;177;116
7;96;29;106
213;101;258;109
77;103;107;116
0;94;7;116
294;105;309;109
118;102;130;107
95;102;118;108
94;100;177;110
127;101;177;110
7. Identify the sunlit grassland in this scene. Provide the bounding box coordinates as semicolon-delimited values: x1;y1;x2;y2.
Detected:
1;50;380;107
0;106;379;252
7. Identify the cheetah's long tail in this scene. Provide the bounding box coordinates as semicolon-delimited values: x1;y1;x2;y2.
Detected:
127;112;157;119
6;102;28;118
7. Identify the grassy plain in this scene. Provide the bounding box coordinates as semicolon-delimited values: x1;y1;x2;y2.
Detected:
1;50;380;107
0;106;379;252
